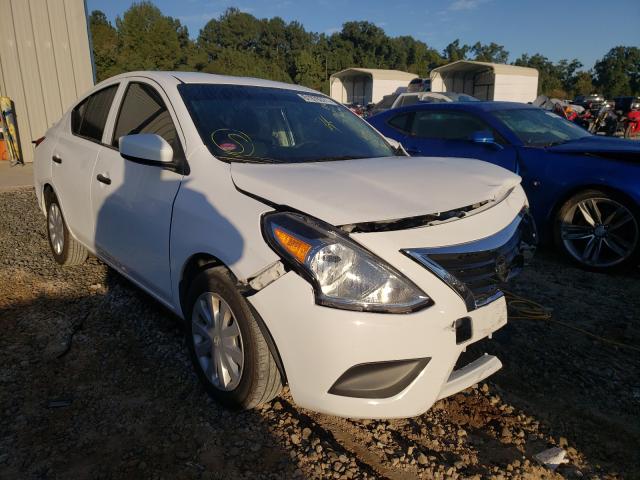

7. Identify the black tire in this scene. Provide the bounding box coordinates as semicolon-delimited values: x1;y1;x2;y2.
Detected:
44;190;88;266
184;266;282;409
624;124;639;140
554;189;640;272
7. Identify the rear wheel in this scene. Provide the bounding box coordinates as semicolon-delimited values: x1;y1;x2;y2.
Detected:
184;267;282;409
45;190;88;266
555;190;639;271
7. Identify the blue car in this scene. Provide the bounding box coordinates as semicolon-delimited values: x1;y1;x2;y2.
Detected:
368;102;640;271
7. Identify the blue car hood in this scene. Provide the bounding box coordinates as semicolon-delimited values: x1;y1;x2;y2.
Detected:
547;137;640;161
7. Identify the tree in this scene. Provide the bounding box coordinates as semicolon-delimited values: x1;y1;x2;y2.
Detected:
443;39;469;62
552;58;583;96
293;50;324;89
593;46;640;97
514;53;563;96
89;11;119;81
340;21;388;68
88;3;638;100
114;1;191;72
573;71;594;96
471;42;509;64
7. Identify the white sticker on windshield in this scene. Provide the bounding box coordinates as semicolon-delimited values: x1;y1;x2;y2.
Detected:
297;93;336;105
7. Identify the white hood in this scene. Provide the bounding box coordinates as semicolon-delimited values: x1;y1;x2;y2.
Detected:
231;156;521;226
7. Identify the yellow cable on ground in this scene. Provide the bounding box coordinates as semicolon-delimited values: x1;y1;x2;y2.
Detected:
503;290;640;353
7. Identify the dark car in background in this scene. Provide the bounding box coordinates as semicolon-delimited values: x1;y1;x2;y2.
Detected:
614;96;640;114
574;93;606;109
369;102;640;271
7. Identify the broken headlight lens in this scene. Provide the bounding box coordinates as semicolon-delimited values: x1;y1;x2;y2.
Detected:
262;212;432;313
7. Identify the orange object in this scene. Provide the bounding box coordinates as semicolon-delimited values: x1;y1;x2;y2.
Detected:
274;227;311;262
0;132;8;161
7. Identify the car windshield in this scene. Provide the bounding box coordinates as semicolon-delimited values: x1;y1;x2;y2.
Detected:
493;108;591;147
178;84;395;163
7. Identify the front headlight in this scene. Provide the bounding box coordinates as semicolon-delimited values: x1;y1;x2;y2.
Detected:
262;212;432;313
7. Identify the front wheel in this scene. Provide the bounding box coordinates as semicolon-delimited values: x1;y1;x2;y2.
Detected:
555;190;640;271
184;267;282;409
45;191;88;266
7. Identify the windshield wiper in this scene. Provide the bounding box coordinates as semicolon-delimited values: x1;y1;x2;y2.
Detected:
296;155;372;162
217;155;282;164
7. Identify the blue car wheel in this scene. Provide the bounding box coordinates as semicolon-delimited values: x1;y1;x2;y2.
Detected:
555;189;640;271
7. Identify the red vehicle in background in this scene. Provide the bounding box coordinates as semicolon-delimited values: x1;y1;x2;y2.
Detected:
625;109;640;139
614;97;640;139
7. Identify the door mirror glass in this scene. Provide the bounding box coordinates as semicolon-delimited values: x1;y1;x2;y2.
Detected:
119;133;174;164
470;130;503;150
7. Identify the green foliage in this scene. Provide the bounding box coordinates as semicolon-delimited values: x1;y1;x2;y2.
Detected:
114;1;190;72
471;42;509;64
443;39;470;62
573;71;594;96
593;46;640;97
88;11;119;81
515;53;563;95
442;39;508;64
89;4;639;99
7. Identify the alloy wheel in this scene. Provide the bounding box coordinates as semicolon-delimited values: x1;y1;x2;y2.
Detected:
191;292;244;391
48;203;64;256
560;197;638;268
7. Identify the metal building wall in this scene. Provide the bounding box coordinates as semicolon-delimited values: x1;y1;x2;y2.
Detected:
0;0;94;163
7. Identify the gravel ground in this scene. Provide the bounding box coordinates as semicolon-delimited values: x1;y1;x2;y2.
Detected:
1;187;638;479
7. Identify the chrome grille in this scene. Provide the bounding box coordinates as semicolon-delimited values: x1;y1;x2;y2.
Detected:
403;212;535;310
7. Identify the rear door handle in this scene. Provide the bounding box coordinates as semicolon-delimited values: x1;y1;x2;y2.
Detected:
96;173;111;185
52;155;62;164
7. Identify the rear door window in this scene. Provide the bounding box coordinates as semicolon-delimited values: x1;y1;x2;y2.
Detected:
112;82;184;161
411;111;493;140
71;85;118;143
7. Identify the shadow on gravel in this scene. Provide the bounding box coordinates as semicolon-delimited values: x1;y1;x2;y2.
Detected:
0;267;302;479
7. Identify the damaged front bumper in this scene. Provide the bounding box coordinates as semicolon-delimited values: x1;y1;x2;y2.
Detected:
245;185;529;418
248;272;508;418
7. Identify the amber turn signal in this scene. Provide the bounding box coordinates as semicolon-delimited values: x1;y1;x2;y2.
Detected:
273;227;311;263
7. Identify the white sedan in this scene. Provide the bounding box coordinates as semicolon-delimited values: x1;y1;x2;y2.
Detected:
33;71;532;419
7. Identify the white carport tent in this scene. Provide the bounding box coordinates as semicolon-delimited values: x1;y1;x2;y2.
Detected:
329;68;418;105
430;61;539;103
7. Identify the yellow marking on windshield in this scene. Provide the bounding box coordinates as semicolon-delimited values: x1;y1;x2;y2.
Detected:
318;115;340;132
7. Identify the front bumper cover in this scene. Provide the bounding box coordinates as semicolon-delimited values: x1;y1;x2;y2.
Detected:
248;271;507;419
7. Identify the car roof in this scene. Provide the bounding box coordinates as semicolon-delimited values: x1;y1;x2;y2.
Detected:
95;70;319;94
388;100;538;114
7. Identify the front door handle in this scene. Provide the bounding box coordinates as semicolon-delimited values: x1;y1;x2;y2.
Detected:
96;173;111;185
52;155;62;164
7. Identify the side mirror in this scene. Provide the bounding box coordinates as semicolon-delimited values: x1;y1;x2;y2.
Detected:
119;134;173;164
384;136;409;156
470;130;503;150
384;136;401;149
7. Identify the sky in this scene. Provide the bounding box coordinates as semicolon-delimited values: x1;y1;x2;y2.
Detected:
87;0;640;69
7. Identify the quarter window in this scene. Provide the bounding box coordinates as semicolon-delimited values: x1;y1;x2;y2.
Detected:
71;85;118;142
112;82;184;161
387;113;414;134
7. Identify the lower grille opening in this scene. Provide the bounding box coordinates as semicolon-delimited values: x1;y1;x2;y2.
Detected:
328;358;431;399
